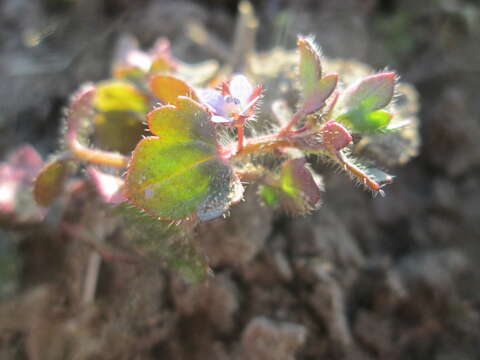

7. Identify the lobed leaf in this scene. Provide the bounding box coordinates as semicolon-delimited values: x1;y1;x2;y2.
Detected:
147;97;213;144
126;97;241;220
149;75;200;105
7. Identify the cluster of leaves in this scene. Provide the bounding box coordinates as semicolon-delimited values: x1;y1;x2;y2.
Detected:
31;35;402;221
0;35;407;280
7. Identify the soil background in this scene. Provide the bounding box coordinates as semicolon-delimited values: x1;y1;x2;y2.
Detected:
1;0;480;359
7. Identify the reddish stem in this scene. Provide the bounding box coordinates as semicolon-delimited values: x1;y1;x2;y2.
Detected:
67;139;129;168
278;109;305;136
236;124;244;153
226;133;294;160
334;151;381;191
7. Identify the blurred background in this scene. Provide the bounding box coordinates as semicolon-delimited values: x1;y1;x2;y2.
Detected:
1;0;480;359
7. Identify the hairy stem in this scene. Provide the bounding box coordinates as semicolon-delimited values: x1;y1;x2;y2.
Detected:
236;125;245;153
227;133;293;160
65;85;129;168
68;139;129;168
278;109;305;136
334;151;381;191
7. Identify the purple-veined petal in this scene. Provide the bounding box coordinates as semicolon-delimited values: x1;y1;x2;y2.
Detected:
229;74;253;104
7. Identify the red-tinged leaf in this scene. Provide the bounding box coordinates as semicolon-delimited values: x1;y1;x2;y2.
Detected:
33;159;74;207
301;73;338;114
321;121;353;151
65;85;96;142
86;167;125;204
293;121;352;153
278;158;323;215
149;75;199;105
341;72;396;112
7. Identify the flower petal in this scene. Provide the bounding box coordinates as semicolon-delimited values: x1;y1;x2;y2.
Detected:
211;115;233;124
200;89;228;117
229;74;253;104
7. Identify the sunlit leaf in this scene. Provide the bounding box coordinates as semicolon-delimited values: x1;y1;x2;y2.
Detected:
94;80;148;113
301;73;338;114
258;158;323;215
149;75;199;105
126;97;241;220
338;109;392;134
337;72;396;133
297;37;338;114
298;36;322;97
342;72;395;112
279;158;323;215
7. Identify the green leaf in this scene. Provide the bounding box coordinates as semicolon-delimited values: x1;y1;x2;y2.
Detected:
297;37;338;114
258;185;279;207
259;159;323;215
337;72;396;134
149;75;199;105
278;158;323;215
302;73;338;114
126;97;242;221
338;109;392;134
341;72;396;112
33;159;74;207
94;80;148;113
298;36;322;97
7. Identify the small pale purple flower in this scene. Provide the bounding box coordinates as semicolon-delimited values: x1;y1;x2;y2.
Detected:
200;74;262;125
